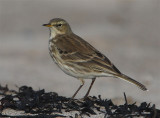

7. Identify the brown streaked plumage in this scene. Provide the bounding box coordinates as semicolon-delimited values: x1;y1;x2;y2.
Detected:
43;18;148;99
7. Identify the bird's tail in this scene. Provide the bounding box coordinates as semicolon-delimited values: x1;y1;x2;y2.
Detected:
116;74;148;91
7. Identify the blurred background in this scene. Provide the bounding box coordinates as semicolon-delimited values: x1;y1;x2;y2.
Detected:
0;0;160;108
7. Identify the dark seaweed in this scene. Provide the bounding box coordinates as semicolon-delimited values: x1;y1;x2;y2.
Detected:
0;85;159;118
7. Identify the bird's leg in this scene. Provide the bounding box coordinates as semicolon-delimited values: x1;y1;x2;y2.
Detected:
71;78;84;99
84;78;96;99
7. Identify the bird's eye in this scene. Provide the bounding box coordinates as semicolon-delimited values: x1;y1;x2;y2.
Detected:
56;24;62;27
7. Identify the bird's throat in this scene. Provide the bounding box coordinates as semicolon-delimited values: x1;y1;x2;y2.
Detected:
49;29;57;40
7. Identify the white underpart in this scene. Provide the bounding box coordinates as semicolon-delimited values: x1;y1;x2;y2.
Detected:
49;27;62;40
49;27;57;39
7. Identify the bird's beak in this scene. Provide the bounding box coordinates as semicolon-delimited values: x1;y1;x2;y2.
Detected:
43;24;52;27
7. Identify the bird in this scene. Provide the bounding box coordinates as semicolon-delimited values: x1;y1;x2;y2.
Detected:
43;18;148;99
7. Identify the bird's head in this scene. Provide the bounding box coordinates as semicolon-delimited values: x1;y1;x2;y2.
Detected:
43;18;72;38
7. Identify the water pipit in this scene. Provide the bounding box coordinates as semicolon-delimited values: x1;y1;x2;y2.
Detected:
43;18;147;99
